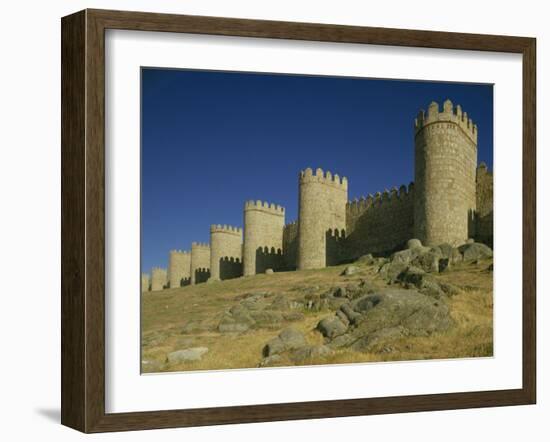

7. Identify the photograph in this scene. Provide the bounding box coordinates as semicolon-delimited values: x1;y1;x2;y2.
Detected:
140;68;494;373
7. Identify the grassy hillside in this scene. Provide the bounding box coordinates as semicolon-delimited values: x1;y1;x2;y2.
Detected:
141;258;493;373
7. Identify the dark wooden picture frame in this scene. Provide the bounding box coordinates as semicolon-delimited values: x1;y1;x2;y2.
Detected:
61;8;536;433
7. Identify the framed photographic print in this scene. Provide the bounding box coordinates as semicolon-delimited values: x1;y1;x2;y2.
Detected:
61;9;536;433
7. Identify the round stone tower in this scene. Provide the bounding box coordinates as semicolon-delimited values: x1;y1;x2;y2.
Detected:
190;242;210;284
150;267;167;292
141;273;150;292
168;249;191;288
209;224;243;280
243;201;285;276
298;168;348;270
414;99;478;246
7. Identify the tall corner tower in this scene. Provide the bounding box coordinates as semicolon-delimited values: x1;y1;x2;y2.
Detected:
298;167;348;270
414;99;478;246
243;201;285;276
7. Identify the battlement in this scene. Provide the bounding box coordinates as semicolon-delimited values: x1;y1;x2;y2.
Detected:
477;162;491;172
299;167;348;190
414;99;477;144
283;220;299;239
244;200;285;216
210;224;243;235
152;266;166;272
347;182;414;213
191;242;210;249
169;249;190;255
283;220;299;237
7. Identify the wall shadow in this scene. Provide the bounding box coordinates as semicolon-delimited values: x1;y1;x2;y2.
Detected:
194;268;210;284
169;278;190;289
255;246;284;274
219;256;243;280
468;209;476;240
326;228;346;266
470;208;494;248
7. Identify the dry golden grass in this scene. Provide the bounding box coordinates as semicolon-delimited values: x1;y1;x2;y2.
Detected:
141;258;493;373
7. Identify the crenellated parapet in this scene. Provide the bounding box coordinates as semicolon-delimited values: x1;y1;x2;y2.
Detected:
476;162;490;176
346;182;414;214
170;249;190;255
299;167;348;191
244;200;285;216
415;99;477;145
191;242;210;249
210;224;243;236
284;220;298;230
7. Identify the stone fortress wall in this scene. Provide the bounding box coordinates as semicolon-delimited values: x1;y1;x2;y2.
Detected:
141;273;150;292
344;184;415;260
210;225;243;281
190;242;211;285
282;220;299;270
298;168;348;270
142;100;493;292
150;267;167;292
168;250;191;288
474;162;494;247
243;201;285;276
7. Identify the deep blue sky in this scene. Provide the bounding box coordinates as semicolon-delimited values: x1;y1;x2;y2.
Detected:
141;68;493;272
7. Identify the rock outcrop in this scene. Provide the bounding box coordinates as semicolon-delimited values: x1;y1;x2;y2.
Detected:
260;327;334;366
373;239;492;297
316;289;452;352
218;292;303;333
166;347;209;363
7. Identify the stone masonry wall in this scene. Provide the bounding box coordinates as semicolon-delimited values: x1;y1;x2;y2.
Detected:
344;184;415;258
282;220;298;270
141;273;150;292
151;267;167;292
243;201;285;275
475;163;493;246
190;242;211;284
210;225;243;280
298;168;348;269
168;250;191;288
414;100;478;246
